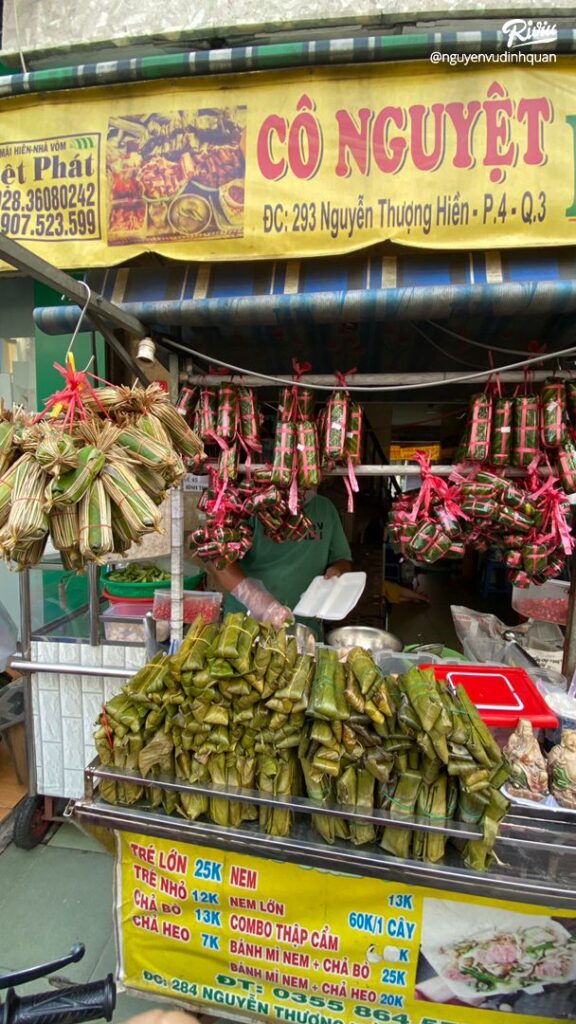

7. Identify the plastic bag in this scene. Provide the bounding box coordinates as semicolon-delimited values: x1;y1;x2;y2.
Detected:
451;604;567;688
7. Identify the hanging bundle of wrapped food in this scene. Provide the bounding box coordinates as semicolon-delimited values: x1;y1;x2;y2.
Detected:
216;385;238;443
491;396;513;466
296;421;321;488
388;441;574;584
294;388;315;422
193;387;217;442
0;372;205;571
322;389;348;463
271;421;296;487
237;386;262;453
540;378;567;448
345;403;364;466
513;393;540;467
4;456;50;565
466;392;493;463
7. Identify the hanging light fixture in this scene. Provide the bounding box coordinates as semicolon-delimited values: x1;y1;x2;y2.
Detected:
136;336;156;365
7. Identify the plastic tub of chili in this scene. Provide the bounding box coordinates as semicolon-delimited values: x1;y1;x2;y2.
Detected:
512;579;570;626
153;589;223;625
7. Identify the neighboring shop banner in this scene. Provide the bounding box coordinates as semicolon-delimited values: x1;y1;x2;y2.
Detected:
116;832;576;1024
390;446;441;463
1;61;576;267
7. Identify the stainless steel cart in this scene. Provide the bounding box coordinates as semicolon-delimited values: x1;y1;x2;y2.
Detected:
72;758;576;1023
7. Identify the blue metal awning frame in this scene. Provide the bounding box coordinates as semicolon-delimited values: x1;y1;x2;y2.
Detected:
34;246;576;338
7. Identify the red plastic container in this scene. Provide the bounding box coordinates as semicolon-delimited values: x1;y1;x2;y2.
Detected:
512;579;570;626
421;663;558;730
152;589;223;625
102;588;154;608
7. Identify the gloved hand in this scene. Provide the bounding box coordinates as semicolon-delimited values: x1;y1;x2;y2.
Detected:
231;577;293;628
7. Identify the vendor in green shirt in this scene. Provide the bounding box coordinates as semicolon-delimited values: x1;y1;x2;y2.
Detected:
211;493;353;637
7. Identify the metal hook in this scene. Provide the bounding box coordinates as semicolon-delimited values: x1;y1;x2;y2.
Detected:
65;281;91;361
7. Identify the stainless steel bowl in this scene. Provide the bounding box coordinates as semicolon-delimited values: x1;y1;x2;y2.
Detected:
326;625;403;653
286;622;316;655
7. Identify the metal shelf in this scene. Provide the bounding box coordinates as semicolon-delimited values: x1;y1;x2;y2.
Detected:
74;758;576;909
212;463;556;478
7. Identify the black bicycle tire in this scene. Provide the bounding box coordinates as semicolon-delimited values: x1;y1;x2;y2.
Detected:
13;796;49;850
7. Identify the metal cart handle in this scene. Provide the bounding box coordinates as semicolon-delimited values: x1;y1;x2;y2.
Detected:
0;977;116;1024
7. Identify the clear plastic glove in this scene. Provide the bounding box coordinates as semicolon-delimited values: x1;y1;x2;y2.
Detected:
231;577;293;628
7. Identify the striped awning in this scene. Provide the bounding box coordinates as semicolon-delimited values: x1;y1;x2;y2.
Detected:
34;246;576;341
3;29;576;99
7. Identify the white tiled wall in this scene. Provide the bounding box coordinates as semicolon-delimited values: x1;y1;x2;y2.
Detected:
31;641;146;799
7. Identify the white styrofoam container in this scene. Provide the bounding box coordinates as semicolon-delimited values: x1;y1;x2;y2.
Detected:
293;572;367;620
30;640;146;799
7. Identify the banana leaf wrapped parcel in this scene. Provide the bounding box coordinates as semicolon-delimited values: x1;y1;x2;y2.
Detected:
466;392;492;463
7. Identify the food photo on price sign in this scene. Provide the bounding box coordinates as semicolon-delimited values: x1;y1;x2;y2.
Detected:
415;900;576;1020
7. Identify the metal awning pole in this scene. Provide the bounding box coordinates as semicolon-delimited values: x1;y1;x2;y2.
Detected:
183;371;576;388
230;463;556;478
91;317;148;386
0;234;146;336
0;234;148;383
18;568;37;794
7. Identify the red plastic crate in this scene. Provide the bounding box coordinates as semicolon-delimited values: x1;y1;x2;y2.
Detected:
421;663;558;729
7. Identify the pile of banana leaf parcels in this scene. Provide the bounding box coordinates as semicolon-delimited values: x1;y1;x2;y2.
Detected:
95;614;510;869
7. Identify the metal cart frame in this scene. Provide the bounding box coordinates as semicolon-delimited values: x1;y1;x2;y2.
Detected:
12;559;157;847
76;758;576;911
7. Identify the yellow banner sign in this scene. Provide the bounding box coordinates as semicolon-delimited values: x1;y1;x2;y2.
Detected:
1;61;576;268
390;446;441;463
116;832;576;1024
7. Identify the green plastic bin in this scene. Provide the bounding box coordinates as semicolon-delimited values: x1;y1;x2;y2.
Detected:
103;567;205;599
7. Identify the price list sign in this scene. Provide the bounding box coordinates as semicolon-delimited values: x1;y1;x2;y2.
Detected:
0;133;101;242
116;833;576;1024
